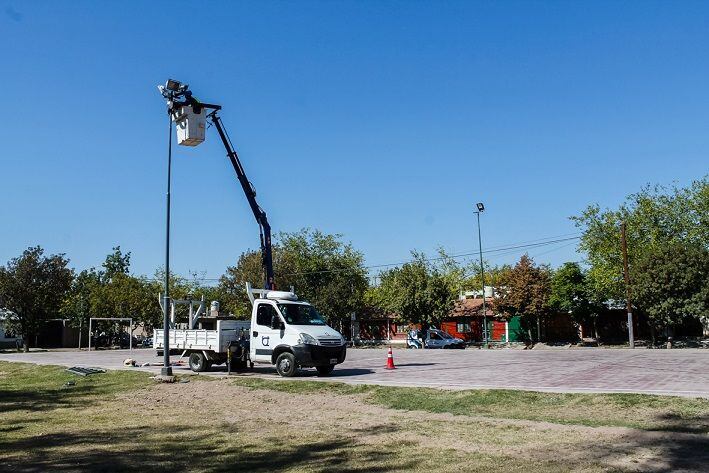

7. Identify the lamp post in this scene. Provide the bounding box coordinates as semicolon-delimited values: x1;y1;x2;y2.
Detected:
474;202;487;347
157;78;193;376
161;110;173;376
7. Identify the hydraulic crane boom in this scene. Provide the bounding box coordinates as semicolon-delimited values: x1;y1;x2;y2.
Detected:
162;83;275;290
208;111;275;290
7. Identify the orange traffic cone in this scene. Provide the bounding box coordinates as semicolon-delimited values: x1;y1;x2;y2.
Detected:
385;346;396;370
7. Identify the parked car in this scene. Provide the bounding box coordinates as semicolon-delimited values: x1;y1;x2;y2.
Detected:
426;329;466;349
407;328;466;349
142;337;153;348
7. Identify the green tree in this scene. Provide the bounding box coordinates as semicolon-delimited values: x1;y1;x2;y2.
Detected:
0;246;74;351
371;250;461;327
463;263;512;296
571;177;708;302
61;267;101;331
220;229;369;329
218;250;267;317
632;242;709;339
62;249;164;341
549;262;602;339
102;274;161;333
495;254;552;342
102;246;131;281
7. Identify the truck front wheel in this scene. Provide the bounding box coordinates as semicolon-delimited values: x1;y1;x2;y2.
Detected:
188;352;210;372
275;352;297;377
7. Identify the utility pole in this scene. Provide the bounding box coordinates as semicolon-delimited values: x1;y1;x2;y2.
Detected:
161;112;173;376
621;222;635;349
474;203;487;347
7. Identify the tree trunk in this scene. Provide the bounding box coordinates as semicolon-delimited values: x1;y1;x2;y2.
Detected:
537;316;542;342
650;325;656;346
23;335;29;353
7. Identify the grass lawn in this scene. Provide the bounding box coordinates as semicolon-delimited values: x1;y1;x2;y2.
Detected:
1;361;708;472
232;378;709;432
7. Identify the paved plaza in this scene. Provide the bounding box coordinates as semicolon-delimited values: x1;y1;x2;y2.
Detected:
2;346;708;397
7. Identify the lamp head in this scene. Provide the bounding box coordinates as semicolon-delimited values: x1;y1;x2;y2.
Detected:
476;202;485;212
165;79;185;92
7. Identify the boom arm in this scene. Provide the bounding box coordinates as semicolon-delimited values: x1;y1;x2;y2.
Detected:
163;85;275;290
208;112;275;290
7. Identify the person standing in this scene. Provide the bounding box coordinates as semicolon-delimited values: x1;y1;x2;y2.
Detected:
419;323;428;349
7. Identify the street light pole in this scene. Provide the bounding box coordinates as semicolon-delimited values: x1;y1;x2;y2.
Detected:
474;203;487;347
621;222;635;349
162;111;173;376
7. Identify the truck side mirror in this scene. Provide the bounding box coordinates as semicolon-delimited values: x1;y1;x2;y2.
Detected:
270;314;282;330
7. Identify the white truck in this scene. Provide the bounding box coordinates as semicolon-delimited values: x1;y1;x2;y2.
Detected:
155;286;347;377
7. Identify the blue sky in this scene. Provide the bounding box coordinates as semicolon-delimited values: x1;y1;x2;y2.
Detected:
2;1;707;281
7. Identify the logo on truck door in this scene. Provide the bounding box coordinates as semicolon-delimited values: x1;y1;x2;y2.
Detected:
261;336;270;346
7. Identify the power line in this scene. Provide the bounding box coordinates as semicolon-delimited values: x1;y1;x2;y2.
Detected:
149;233;582;282
458;239;581;280
360;236;581;273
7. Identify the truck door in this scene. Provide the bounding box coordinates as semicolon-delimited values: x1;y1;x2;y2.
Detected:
251;302;281;363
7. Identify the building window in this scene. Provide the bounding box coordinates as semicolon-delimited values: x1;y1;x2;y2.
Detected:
394;324;408;333
457;322;471;333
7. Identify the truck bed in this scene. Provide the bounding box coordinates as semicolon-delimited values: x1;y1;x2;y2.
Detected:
155;319;249;353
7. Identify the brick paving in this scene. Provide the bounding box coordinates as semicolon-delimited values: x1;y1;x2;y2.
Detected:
2;346;708;397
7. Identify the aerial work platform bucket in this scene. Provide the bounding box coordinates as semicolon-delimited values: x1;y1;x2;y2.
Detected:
171;105;206;146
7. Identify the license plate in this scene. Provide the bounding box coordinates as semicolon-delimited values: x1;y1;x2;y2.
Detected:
329;358;338;364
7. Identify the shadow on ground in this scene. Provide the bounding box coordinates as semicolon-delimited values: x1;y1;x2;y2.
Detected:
584;413;709;472
0;424;414;472
300;368;376;378
0;384;111;413
213;366;376;378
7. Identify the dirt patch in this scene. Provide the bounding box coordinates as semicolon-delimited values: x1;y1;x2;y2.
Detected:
118;379;709;472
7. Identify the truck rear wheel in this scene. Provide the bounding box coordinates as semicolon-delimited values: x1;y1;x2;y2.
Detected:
188;352;209;372
316;365;335;376
275;352;297;377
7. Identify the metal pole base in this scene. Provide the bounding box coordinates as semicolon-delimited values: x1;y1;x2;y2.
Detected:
161;367;173;376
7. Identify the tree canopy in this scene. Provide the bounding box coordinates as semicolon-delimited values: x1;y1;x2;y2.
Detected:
495;254;552;341
632;242;709;332
0;246;74;350
572;177;708;302
368;250;465;327
61;248;163;334
549;262;601;328
220;229;368;327
572;176;708;334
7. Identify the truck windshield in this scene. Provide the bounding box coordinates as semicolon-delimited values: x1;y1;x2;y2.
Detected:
278;304;327;326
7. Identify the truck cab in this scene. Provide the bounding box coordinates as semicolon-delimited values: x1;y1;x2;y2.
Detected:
249;290;347;377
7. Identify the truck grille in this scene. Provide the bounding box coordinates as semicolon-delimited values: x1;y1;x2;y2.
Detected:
310;345;346;363
318;338;342;346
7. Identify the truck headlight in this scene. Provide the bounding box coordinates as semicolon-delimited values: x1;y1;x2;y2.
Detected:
299;333;319;345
